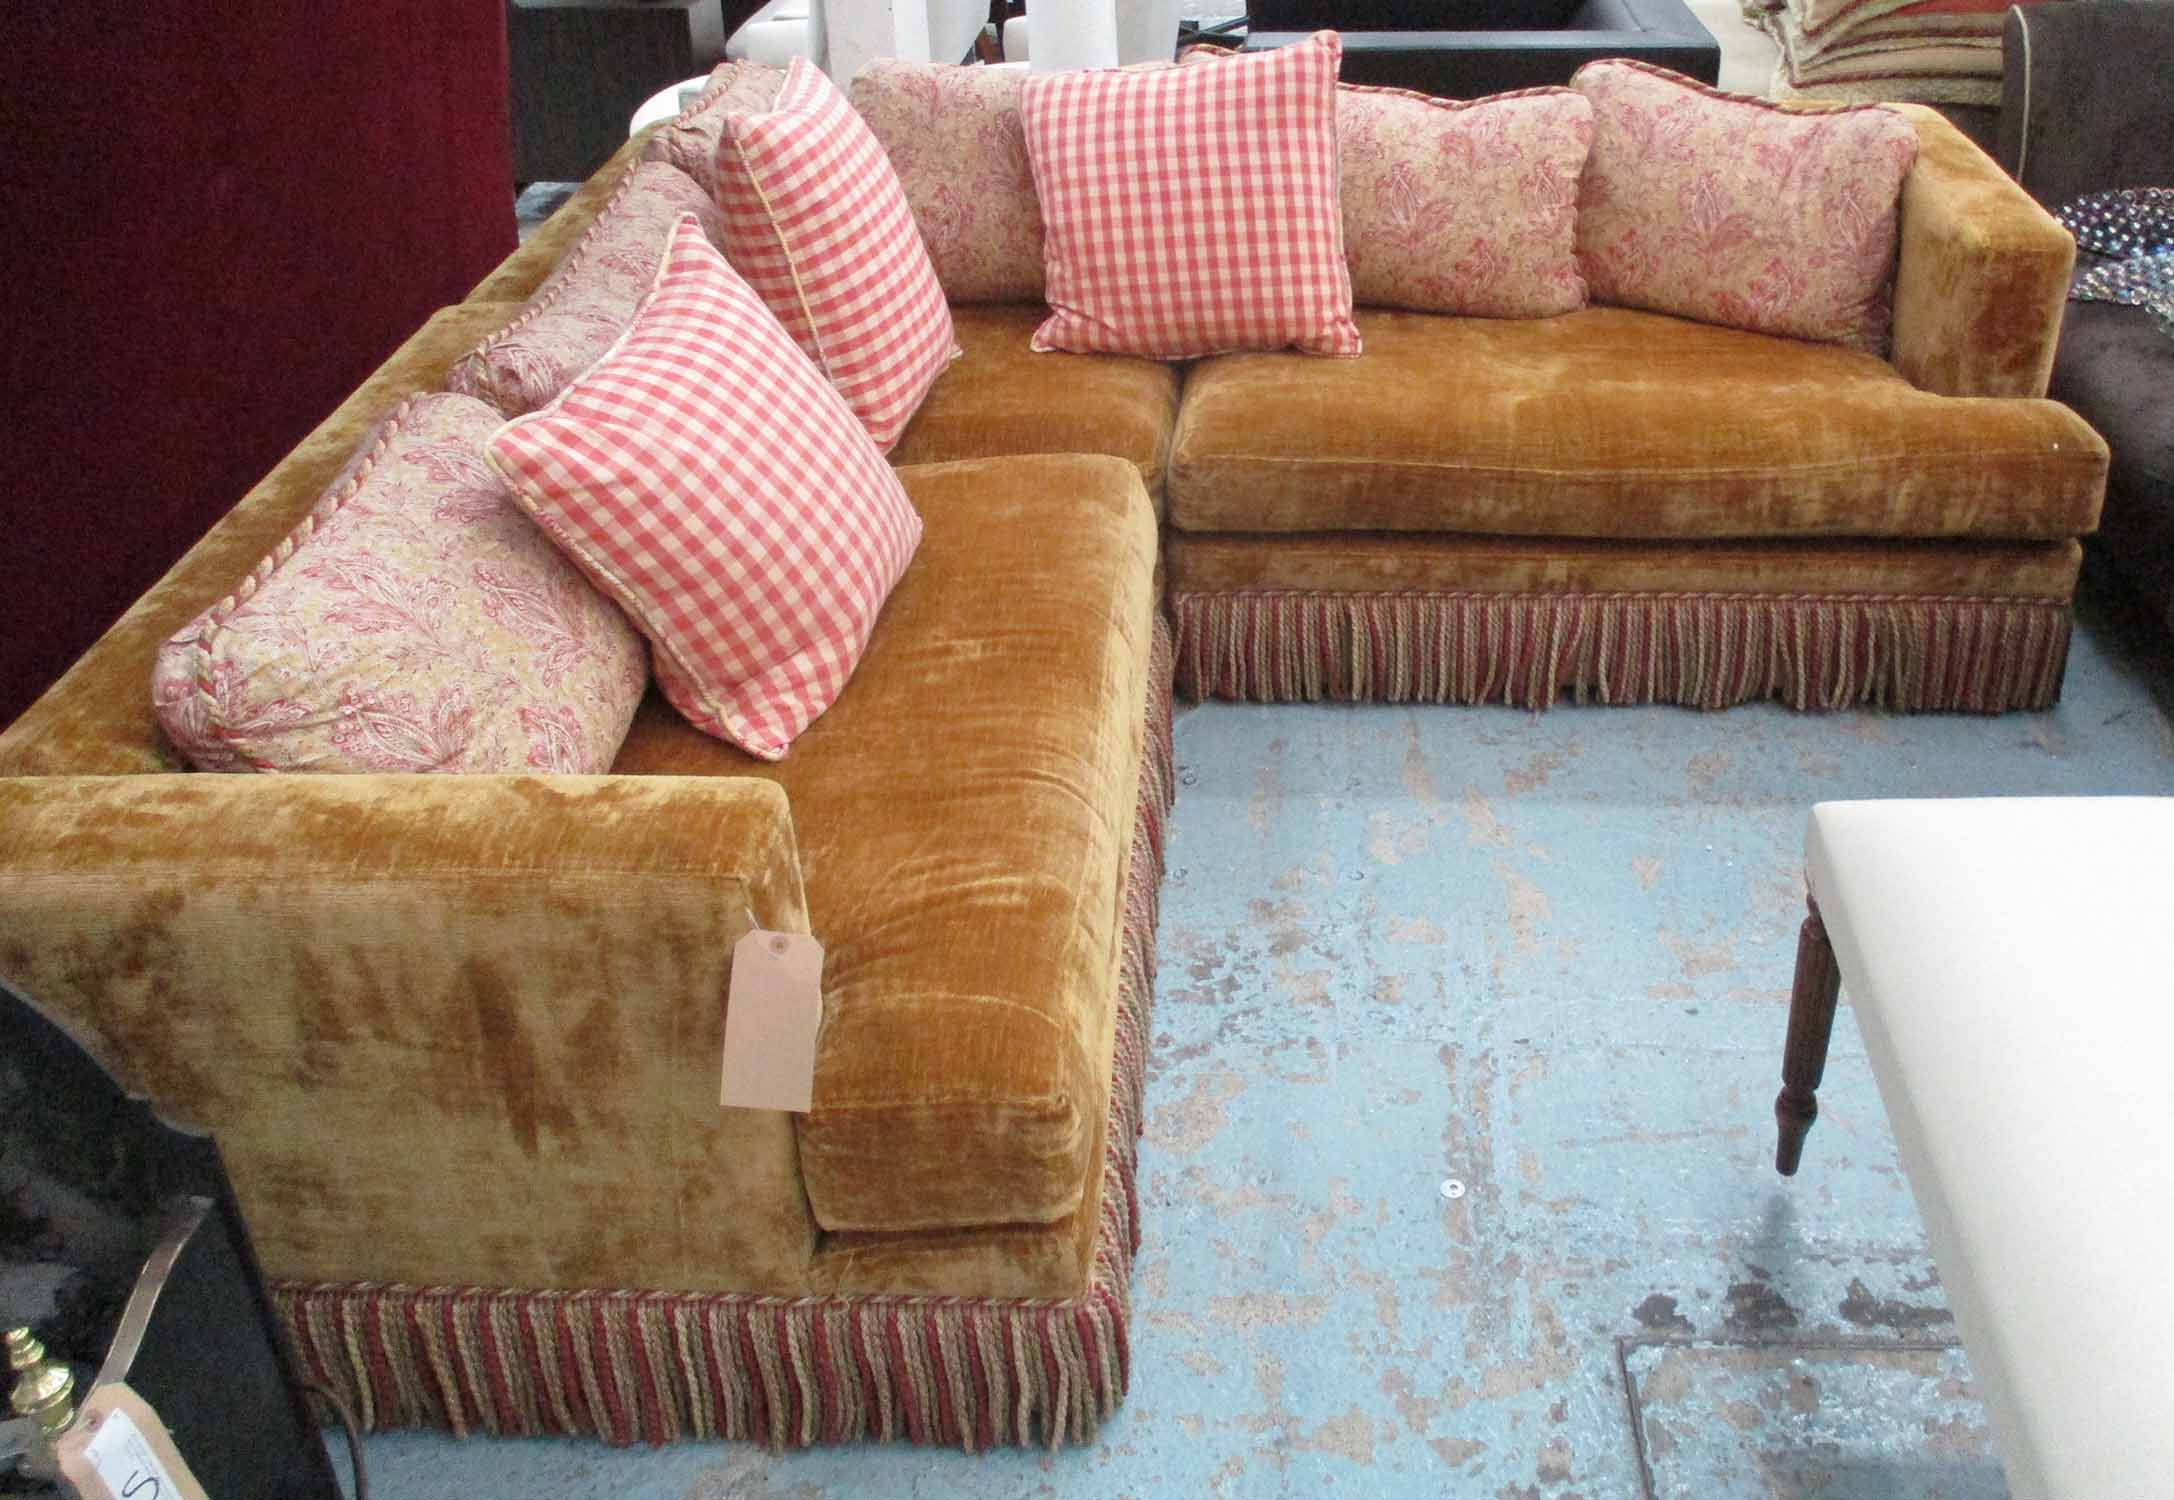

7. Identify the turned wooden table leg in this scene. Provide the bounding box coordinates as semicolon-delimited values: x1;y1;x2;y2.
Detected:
1775;896;1842;1175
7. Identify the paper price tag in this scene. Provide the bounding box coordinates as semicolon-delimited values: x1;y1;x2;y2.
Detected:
54;1383;210;1500
720;929;824;1113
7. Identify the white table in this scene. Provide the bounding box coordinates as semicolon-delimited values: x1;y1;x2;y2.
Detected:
1776;798;2174;1500
630;75;710;136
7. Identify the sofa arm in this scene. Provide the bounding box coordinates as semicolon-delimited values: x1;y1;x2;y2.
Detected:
0;772;822;1297
1889;103;2076;400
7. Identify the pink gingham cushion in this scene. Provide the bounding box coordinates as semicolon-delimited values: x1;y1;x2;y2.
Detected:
487;218;922;761
1175;50;1594;318
448;160;724;417
152;393;648;774
1572;60;1919;351
1021;29;1360;359
713;56;957;451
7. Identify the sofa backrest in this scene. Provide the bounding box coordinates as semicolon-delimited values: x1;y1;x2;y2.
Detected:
2000;0;2174;209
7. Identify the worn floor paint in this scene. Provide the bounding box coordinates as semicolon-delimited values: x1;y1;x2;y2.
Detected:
353;591;2174;1499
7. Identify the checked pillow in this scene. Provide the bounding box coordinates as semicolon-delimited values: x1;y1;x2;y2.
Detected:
1021;29;1361;359
488;217;922;761
713;56;957;451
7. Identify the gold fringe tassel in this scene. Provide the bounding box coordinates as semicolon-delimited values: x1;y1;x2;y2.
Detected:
1171;589;2071;712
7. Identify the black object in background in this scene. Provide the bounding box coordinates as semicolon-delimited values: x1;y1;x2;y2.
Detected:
1;980;343;1499
1243;0;1721;95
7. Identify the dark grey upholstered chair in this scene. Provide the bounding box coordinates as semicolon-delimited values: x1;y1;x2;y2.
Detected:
1245;0;1721;96
1999;0;2174;631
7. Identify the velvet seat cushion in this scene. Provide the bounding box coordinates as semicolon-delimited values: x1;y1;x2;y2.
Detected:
886;304;1180;504
609;453;1161;1235
1169;307;2107;541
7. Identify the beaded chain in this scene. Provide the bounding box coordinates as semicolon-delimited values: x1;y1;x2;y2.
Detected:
2058;187;2174;339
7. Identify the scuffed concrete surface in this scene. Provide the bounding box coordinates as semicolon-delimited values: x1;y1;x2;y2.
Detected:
1628;1343;2005;1499
353;594;2174;1498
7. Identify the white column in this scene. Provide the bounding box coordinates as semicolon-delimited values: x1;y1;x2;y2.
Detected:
924;0;991;62
1115;0;1179;64
1029;0;1120;70
817;0;936;83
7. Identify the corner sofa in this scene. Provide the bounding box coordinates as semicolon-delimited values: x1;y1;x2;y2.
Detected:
0;52;2103;1451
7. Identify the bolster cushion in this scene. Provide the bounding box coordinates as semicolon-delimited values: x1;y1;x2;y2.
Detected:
0;305;527;779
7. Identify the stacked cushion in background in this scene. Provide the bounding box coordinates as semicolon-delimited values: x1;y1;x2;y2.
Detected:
712;57;958;451
488;218;922;761
448;160;726;417
1021;30;1361;358
1745;0;2058;106
152;393;648;773
1571;59;1918;352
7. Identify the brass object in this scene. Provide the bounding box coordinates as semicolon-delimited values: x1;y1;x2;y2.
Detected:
6;1326;76;1437
4;1326;42;1373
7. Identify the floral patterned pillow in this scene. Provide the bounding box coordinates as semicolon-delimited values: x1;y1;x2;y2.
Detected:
153;393;648;774
848;60;1046;305
448;161;724;417
1571;60;1919;351
1336;84;1594;318
638;58;786;203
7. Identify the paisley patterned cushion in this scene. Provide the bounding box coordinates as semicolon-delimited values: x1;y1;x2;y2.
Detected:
152;393;647;774
448;160;724;417
1572;60;1919;352
849;59;1047;305
637;58;786;203
1333;84;1594;319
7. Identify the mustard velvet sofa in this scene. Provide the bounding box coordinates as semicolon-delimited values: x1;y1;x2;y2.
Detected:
0;96;2102;1452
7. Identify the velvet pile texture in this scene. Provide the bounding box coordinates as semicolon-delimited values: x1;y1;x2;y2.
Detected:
0;774;817;1294
1888;104;2077;399
887;306;1181;501
609;454;1160;1240
1169;307;2105;541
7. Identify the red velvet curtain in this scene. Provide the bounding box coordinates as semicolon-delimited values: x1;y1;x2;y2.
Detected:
2;3;516;729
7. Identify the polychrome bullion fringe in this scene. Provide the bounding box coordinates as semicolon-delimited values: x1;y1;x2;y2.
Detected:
1172;589;2071;712
273;614;1179;1451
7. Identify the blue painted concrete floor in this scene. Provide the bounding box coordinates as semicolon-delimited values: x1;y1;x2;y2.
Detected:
353;588;2174;1499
